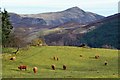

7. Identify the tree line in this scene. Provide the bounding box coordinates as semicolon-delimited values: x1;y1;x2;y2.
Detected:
1;9;45;48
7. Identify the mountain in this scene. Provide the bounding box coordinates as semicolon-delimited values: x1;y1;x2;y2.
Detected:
43;13;119;49
9;7;104;28
8;7;119;49
9;13;48;28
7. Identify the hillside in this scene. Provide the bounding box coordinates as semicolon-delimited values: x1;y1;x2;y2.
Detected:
43;13;119;49
2;46;118;78
7;9;119;49
78;13;120;49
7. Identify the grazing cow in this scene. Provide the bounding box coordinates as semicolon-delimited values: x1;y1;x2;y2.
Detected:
57;57;59;61
80;55;83;57
18;65;27;70
63;65;66;70
53;56;59;61
10;57;16;60
104;61;108;66
53;56;56;60
33;67;38;73
79;43;86;47
51;64;55;70
95;55;100;59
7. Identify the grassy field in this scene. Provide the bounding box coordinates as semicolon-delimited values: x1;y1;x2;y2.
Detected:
2;46;119;78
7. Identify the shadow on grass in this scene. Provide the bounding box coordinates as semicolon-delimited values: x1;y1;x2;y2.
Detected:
89;57;96;59
40;65;51;70
10;68;19;71
49;57;54;61
10;68;31;73
40;65;65;71
56;67;64;70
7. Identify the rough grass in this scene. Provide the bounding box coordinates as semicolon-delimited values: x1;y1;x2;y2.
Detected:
2;46;119;78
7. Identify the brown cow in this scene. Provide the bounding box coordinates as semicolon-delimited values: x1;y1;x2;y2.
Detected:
53;56;59;61
95;55;100;59
104;60;108;66
53;56;56;60
80;55;83;57
57;57;59;61
10;57;16;60
33;67;38;73
18;65;27;70
63;65;66;70
51;64;55;70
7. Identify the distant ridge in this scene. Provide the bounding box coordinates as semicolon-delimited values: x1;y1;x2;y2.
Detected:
43;13;119;49
9;6;104;27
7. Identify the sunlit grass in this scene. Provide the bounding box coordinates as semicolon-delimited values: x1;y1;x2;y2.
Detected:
2;46;118;78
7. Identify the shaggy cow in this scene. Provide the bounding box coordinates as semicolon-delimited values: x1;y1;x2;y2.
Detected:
80;55;83;57
104;61;108;65
53;56;56;60
18;65;27;70
79;43;86;47
57;57;59;61
51;64;55;70
53;56;59;61
95;55;100;59
10;57;16;60
63;65;66;70
33;67;38;73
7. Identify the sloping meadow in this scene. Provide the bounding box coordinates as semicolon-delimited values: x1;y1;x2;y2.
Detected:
2;46;118;78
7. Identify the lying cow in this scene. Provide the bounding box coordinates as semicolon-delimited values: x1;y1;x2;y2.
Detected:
18;65;27;70
95;55;100;59
10;57;16;60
